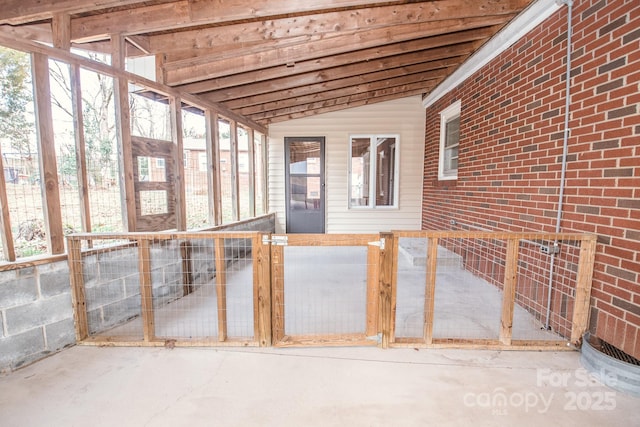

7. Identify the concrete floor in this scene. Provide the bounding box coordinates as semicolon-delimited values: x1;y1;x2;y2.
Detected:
1;345;638;426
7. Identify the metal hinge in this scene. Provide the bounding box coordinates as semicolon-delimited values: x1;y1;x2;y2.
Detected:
368;238;385;250
262;235;288;246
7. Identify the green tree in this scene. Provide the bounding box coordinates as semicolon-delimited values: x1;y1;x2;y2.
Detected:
0;47;33;156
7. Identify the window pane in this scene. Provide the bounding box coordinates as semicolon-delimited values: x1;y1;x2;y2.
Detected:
350;138;370;207
130;91;171;141
238;126;251;220
137;156;166;182
182;108;209;229
80;68;123;233
1;47;47;258
376;137;396;206
289;176;321;211
445;116;460;148
254;132;265;216
140;190;168;215
218;120;233;223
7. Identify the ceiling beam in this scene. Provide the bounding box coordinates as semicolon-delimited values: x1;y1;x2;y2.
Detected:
222;63;458;110
164;16;507;85
178;30;485;95
68;0;412;42
149;0;527;59
235;69;451;116
0;0;155;25
249;87;432;124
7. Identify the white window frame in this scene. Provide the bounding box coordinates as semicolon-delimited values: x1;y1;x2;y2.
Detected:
348;134;400;209
438;100;461;180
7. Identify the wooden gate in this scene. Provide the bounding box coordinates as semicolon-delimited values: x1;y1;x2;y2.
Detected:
269;234;380;347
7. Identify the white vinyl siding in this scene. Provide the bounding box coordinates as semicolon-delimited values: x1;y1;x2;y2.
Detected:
268;96;425;233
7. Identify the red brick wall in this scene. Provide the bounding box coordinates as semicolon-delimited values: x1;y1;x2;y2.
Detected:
422;0;640;357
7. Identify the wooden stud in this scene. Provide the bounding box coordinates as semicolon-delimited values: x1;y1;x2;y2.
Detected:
70;64;92;240
365;244;380;337
214;237;228;341
32;52;65;254
137;239;155;341
180;240;193;296
67;237;88;340
571;235;597;345
170;96;186;231
205;110;222;225
499;237;519;346
423;237;439;345
247;127;256;218
271;243;285;344
0;32;267;134
259;132;269;214
0;145;16;261
254;233;272;346
111;35;137;231
229;120;240;221
51;13;71;50
378;232;394;349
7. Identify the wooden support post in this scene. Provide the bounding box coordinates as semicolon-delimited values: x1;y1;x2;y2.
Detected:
0;146;16;261
112;35;136;231
32;52;65;254
378;232;395;348
571;235;597;345
205;110;222;225
254;233;272;346
247;127;256;218
214;238;228;341
259;132;268;214
70;64;92;239
138;239;155;342
366;244;380;337
499;238;519;345
170;96;186;231
67;238;88;341
424;237;439;345
180;240;193;296
271;242;285;344
229;120;239;221
51;14;70;50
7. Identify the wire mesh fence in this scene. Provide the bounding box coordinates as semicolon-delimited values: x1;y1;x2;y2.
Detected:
68;232;261;346
67;230;595;350
392;231;595;348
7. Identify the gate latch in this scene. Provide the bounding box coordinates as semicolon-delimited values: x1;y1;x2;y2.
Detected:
368;238;385;250
262;235;288;246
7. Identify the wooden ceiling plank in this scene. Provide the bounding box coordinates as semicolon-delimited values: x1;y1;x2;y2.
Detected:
0;0;157;25
228;65;456;112
251;88;431;124
236;68;451;116
206;26;493;103
186;36;482;96
163;14;512;85
248;81;432;120
149;0;527;58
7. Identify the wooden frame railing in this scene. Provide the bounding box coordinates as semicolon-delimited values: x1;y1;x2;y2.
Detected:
67;230;597;350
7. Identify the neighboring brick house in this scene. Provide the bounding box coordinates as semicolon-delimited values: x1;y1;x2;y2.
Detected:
422;0;639;358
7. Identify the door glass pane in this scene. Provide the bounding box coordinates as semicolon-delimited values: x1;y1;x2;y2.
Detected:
350;138;370;207
289;141;320;174
376;137;395;206
289;176;321;211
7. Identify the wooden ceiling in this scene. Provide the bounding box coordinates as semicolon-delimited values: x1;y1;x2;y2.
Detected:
0;0;534;126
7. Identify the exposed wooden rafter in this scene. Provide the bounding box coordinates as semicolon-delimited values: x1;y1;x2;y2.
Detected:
0;0;535;125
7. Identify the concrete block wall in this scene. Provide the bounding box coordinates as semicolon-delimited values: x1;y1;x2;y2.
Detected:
0;214;276;372
422;0;640;357
0;261;75;373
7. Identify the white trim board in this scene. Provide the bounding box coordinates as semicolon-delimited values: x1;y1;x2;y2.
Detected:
422;0;563;109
